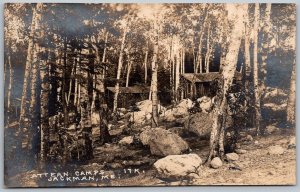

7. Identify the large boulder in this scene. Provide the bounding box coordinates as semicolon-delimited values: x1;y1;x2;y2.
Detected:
154;154;202;178
129;110;148;125
163;99;193;121
196;96;213;113
139;129;153;145
119;136;134;145
140;128;189;156
129;100;166;125
184;112;213;137
136;100;166;114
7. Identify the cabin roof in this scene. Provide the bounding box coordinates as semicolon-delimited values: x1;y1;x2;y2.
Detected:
181;71;242;83
107;86;150;94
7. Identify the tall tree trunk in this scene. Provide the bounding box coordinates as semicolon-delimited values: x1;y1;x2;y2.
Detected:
125;55;132;87
113;29;127;113
144;44;149;84
182;48;185;74
26;43;40;151
196;5;210;73
91;38;111;145
175;51;180;101
260;4;272;97
151;20;159;128
205;24;211;73
253;3;262;135
19;4;41;138
287;14;296;126
40;47;50;164
7;50;13;120
287;59;296;125
207;4;247;163
102;31;109;78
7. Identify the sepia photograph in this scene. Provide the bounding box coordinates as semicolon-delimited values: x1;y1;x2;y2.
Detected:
4;3;296;187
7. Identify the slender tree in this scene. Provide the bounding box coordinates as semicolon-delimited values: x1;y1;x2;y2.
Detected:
113;28;128;113
253;3;262;135
207;4;247;163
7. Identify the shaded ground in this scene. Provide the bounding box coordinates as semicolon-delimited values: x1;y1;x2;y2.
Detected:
6;126;295;187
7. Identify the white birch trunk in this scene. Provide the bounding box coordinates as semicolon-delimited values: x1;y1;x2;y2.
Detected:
207;4;247;162
113;29;127;113
253;3;262;135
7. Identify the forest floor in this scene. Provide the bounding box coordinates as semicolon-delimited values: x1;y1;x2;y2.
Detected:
98;128;297;186
7;126;296;187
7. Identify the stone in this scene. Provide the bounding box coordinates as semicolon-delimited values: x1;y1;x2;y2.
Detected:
265;125;280;134
245;135;253;142
139;129;153;145
268;145;284;155
225;153;239;161
210;157;223;169
288;136;296;149
235;149;247;154
119;136;134;145
163;99;193;121
197;96;213;113
184;112;213;137
148;128;189;156
154;154;202;178
254;140;259;145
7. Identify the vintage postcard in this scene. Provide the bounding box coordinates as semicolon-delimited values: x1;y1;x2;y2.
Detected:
4;3;296;187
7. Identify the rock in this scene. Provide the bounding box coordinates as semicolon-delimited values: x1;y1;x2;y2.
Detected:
229;162;243;171
163;99;193;121
154;154;202;178
197;96;213;113
265;125;280;134
268;145;284;155
168;127;185;136
288;136;296;149
210;157;223;169
254;140;259;145
184;112;213;137
140;128;189;156
110;163;122;169
119;136;134;145
139;129;153;145
136;100;166;114
245;135;253;142
129;110;147;125
225;153;239;161
148;128;189;156
235;149;247;154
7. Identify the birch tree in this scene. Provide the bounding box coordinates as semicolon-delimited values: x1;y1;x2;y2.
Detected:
113;27;128;113
151;18;159;128
19;4;42;141
207;4;247;163
253;3;262;135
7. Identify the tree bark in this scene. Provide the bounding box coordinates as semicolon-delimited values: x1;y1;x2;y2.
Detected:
151;20;159;128
40;47;50;164
144;44;149;84
113;29;127;113
287;58;296;125
19;4;41;138
260;4;272;96
253;3;262;135
175;51;180;101
196;5;210;73
125;55;132;87
207;4;247;163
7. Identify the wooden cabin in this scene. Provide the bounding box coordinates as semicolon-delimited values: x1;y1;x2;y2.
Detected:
180;71;243;99
106;86;150;108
